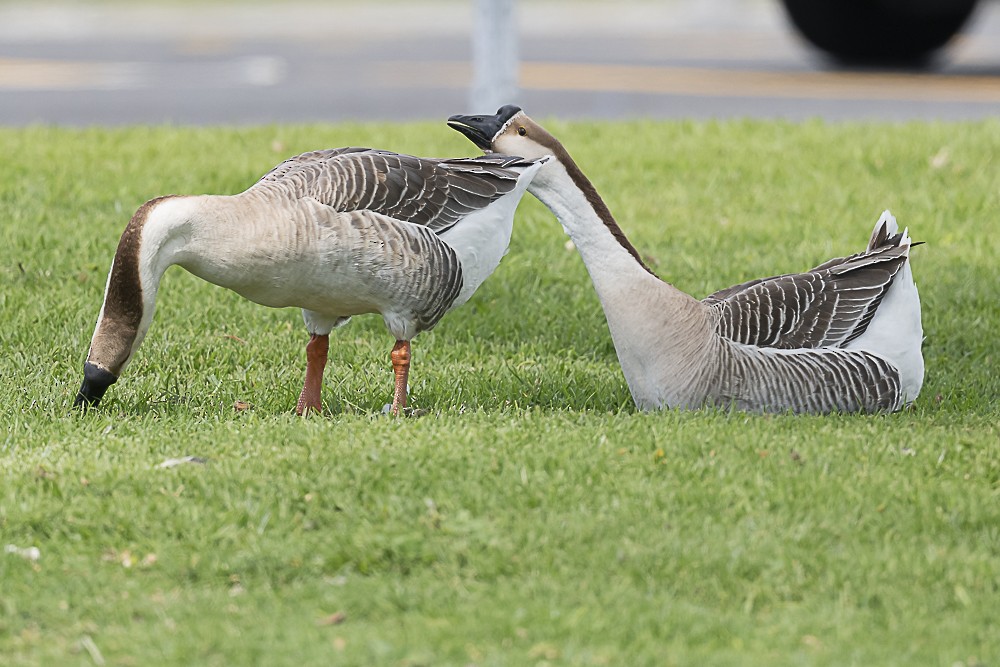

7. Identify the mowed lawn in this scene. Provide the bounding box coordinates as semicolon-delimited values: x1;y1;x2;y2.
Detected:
1;120;998;666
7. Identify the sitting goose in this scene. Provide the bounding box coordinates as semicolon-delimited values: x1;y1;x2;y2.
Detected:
75;147;546;415
448;106;924;413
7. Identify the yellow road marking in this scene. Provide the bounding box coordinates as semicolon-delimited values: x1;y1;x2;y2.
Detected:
6;55;998;103
0;57;139;90
0;57;102;89
174;38;233;57
380;61;1000;104
524;62;1000;103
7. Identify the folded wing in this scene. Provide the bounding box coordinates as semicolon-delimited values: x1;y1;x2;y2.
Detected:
255;148;534;234
706;225;911;350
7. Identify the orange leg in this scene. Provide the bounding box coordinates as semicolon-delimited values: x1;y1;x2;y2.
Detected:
389;340;411;416
296;333;329;416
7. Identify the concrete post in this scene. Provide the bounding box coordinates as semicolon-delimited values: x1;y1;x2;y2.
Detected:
470;0;518;112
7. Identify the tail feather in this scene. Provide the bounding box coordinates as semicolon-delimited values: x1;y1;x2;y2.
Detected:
866;211;923;261
849;209;924;407
867;210;898;251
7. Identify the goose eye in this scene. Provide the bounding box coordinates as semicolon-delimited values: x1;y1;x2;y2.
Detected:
517;126;527;136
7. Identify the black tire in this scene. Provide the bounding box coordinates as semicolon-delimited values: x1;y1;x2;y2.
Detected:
781;0;978;64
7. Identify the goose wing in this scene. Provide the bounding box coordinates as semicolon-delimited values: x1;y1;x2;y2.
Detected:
255;148;534;234
706;242;909;350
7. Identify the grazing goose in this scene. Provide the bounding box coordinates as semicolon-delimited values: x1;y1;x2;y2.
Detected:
75;147;546;415
448;106;924;413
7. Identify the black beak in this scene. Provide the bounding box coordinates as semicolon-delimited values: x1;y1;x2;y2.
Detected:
74;362;117;409
447;104;522;151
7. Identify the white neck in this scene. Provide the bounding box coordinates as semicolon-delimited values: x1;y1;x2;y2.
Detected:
528;160;699;312
527;159;712;408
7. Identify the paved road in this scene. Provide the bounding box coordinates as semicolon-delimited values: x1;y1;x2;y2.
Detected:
1;0;999;125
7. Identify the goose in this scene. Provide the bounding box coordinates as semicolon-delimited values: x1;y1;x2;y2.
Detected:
448;106;924;413
74;147;547;415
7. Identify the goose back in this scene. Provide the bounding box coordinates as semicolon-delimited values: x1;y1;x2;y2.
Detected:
164;150;544;338
706;244;908;350
254;148;533;234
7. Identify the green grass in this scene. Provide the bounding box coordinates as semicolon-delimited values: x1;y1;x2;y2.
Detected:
1;120;998;666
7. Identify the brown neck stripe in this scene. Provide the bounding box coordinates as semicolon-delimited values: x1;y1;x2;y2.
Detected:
103;195;176;331
536;134;656;276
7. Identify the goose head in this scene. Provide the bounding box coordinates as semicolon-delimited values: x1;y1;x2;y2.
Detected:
447;105;559;161
449;105;661;286
75;246;144;408
77;361;119;407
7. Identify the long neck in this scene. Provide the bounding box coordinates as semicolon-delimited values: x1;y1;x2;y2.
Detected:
527;151;713;409
527;154;700;315
86;195;196;375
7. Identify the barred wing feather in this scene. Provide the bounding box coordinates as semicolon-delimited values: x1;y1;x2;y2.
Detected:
256;148;532;234
707;243;908;350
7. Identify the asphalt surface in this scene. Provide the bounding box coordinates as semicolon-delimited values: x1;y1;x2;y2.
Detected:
1;0;1000;125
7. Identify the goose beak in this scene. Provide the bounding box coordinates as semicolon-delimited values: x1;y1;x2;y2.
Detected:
74;362;117;408
447;104;522;151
